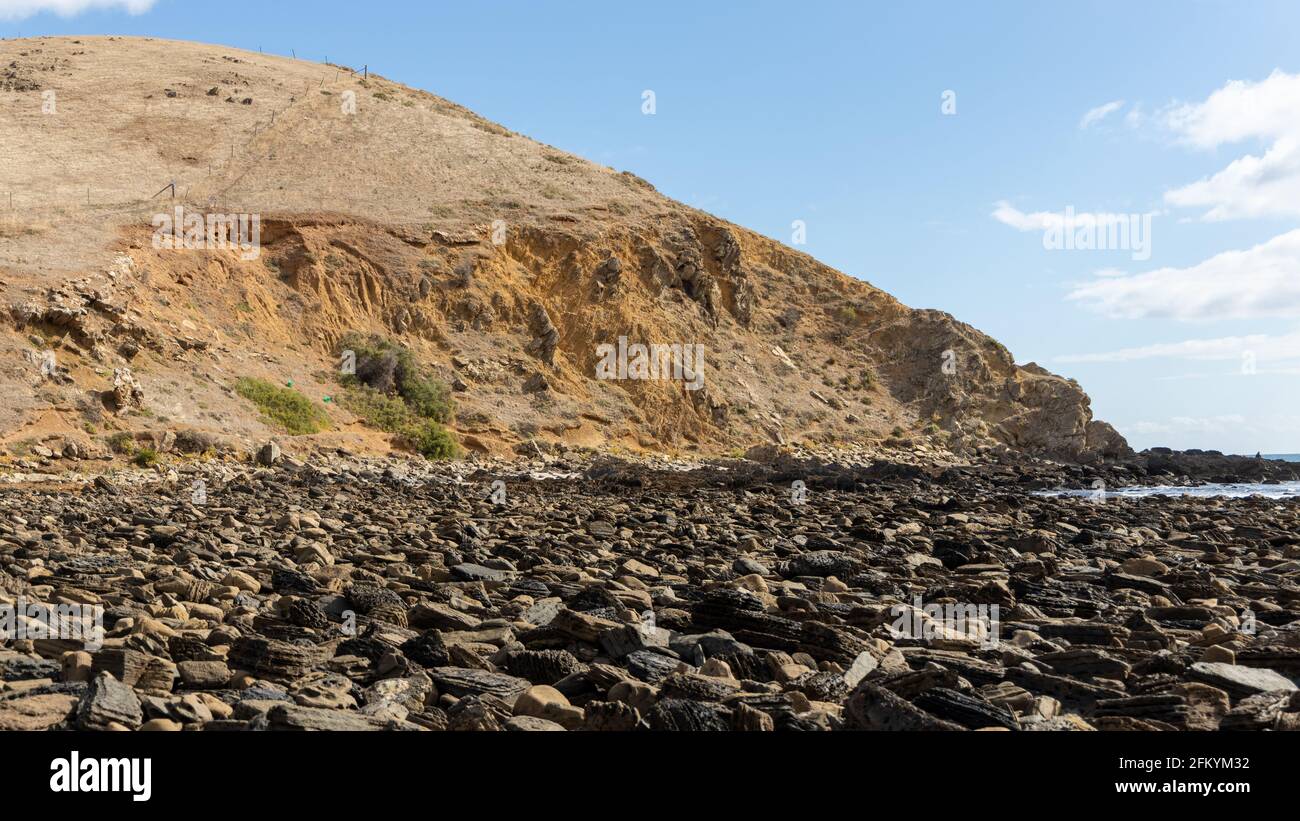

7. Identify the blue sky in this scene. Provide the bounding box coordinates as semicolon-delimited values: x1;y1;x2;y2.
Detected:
6;0;1300;454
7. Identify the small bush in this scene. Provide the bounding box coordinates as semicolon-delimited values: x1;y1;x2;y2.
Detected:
107;432;136;455
340;334;453;423
133;447;160;467
235;377;330;435
336;334;458;459
403;419;459;459
338;384;459;460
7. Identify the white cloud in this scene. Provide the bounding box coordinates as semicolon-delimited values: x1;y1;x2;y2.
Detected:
1165;136;1300;220
1066;228;1300;320
992;202;1156;260
1124;103;1144;129
992;201;1153;232
1057;328;1300;363
1080;100;1124;129
1163;70;1300;221
0;0;156;20
1163;70;1300;149
1128;415;1247;436
992;201;1055;232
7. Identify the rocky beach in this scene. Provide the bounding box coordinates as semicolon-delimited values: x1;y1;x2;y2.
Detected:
3;447;1298;732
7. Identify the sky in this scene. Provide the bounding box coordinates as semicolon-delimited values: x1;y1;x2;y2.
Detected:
4;0;1300;454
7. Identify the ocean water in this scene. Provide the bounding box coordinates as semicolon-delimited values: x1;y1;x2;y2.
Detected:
1036;482;1300;499
1264;454;1300;462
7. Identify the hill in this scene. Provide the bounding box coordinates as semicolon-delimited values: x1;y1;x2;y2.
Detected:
0;35;1129;464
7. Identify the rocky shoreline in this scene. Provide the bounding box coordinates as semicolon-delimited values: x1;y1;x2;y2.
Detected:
2;450;1298;732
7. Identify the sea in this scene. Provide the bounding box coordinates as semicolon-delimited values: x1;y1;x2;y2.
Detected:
1033;453;1300;499
1037;482;1300;499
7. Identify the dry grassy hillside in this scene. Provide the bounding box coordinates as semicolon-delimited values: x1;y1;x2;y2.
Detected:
0;35;1128;464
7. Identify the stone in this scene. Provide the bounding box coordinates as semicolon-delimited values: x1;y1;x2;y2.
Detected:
61;652;93;683
291;673;357;710
256;441;281;465
504;715;566;731
430;667;531;708
1120;556;1169;577
221;571;261;594
140;718;182;731
843;650;879;689
1201;645;1236;664
0;693;78;731
110;367;144;409
698;658;734;680
261;704;403;731
77;673;143;730
845;683;965;731
513;684;568;715
731;702;775;731
177;660;231;689
1188;662;1298;699
582;700;641;731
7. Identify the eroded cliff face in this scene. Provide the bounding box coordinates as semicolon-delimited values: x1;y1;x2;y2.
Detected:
0;36;1126;462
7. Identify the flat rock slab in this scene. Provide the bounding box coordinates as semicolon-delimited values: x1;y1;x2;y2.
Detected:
429;667;531;707
0;655;61;682
1189;662;1297;698
77;673;142;730
0;693;78;731
451;563;514;582
263;704;406;731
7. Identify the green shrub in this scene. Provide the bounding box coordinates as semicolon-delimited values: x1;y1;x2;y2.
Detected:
338;384;460;459
400;377;451;424
403;419;459;459
107;432;136;455
133;447;160;467
235;377;330;435
336;334;458;459
339;333;453;421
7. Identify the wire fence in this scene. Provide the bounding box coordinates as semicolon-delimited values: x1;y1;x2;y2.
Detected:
2;62;376;230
